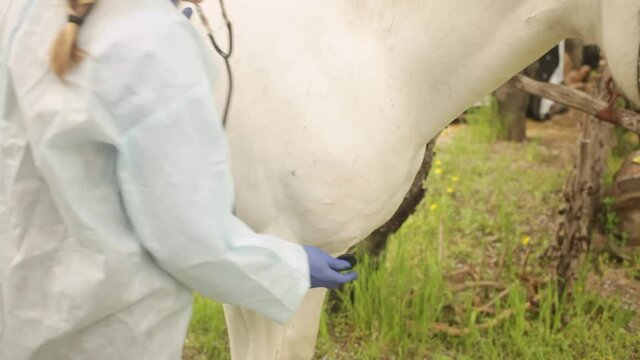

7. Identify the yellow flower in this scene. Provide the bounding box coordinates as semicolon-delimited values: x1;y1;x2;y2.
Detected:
633;156;640;165
435;159;442;166
429;204;438;211
522;236;531;246
435;168;443;175
446;187;455;194
451;175;459;182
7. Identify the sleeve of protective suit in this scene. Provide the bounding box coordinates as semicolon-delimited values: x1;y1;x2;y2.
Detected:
113;12;310;324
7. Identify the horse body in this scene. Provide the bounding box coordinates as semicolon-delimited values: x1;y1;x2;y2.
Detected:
216;0;594;252
186;0;639;358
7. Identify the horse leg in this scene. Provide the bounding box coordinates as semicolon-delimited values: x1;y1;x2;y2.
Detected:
224;288;328;360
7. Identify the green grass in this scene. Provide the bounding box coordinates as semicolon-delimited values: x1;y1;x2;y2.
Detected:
605;127;640;187
183;295;230;360
184;105;639;359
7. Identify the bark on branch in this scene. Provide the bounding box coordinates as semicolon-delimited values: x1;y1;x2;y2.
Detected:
512;74;640;134
541;75;615;297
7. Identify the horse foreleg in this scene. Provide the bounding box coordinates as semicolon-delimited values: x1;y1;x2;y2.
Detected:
223;288;328;360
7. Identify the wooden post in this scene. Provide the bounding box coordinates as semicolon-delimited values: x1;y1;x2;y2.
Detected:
564;39;584;71
544;77;616;296
495;76;530;142
494;64;538;142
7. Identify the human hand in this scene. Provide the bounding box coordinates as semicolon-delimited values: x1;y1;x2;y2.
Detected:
303;246;358;289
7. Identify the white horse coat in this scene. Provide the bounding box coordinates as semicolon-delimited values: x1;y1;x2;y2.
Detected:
183;0;640;358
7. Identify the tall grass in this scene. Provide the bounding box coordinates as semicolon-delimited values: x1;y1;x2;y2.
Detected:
319;246;637;359
184;295;229;360
185;104;639;359
317;104;638;359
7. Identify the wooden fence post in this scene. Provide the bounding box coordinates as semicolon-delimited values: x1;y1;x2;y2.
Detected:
546;77;616;296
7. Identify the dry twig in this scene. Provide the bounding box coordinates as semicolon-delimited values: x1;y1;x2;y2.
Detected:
494;250;507;281
446;266;476;281
520;247;532;278
433;303;532;336
450;281;506;294
475;286;513;313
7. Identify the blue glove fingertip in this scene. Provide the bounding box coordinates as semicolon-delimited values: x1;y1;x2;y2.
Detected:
336;271;358;286
336;259;352;271
328;257;352;271
182;7;194;19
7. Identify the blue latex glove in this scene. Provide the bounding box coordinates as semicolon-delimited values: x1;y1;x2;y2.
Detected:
303;246;358;289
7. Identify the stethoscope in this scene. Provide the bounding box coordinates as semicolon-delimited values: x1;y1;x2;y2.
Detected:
179;0;233;128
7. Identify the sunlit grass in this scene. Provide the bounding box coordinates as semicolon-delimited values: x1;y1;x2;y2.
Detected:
184;104;639;359
183;295;229;360
315;106;638;359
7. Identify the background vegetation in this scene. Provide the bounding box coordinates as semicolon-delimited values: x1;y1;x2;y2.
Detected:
184;103;640;360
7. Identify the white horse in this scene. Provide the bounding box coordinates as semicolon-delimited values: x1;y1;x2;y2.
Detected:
183;0;640;358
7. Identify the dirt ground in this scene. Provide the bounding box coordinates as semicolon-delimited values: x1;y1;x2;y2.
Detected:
589;267;640;329
526;108;582;161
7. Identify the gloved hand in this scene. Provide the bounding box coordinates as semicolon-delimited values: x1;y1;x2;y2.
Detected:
303;246;358;289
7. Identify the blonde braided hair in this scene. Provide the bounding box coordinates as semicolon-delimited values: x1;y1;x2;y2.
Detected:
49;0;97;79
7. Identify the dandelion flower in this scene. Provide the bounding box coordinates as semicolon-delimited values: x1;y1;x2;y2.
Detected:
446;187;455;194
522;236;531;246
451;175;459;182
435;168;443;175
435;159;442;166
429;204;438;211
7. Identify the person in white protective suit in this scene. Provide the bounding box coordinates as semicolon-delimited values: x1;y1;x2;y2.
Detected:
0;0;357;359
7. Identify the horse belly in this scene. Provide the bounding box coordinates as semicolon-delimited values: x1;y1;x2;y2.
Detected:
229;120;425;253
196;0;427;253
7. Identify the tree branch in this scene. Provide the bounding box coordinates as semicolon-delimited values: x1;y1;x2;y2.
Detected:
512;75;640;134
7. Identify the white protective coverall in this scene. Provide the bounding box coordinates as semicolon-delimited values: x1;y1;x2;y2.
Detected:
0;0;310;359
